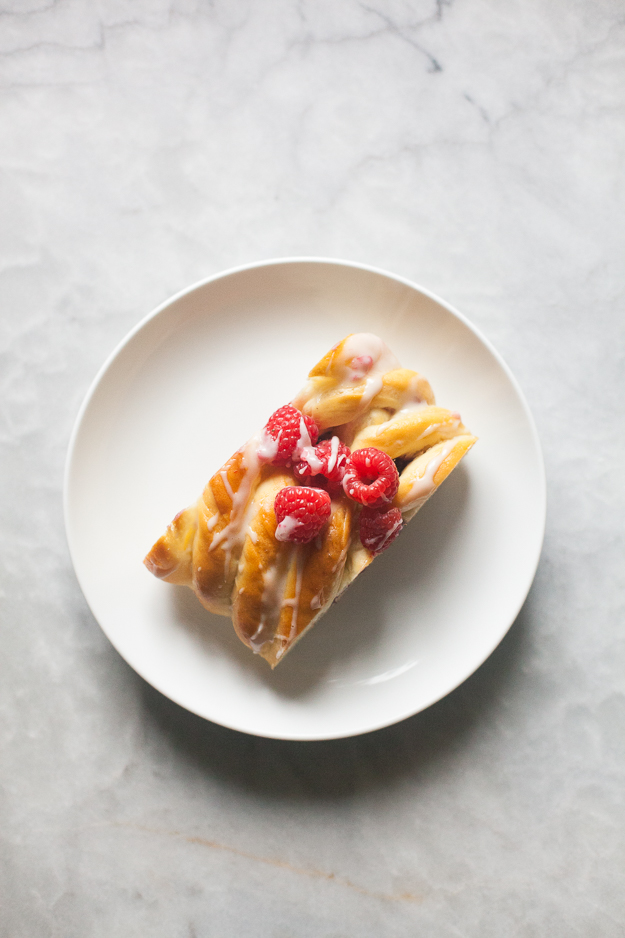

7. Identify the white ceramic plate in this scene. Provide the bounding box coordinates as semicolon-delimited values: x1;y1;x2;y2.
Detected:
65;259;545;740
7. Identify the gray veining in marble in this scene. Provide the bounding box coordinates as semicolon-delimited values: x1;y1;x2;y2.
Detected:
1;1;624;935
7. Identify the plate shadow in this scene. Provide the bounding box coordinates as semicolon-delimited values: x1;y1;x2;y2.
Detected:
138;585;535;798
132;466;538;797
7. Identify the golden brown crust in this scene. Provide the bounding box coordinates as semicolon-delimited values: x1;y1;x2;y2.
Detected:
143;505;197;585
294;341;435;435
395;434;478;519
297;499;352;623
431;435;477;487
231;471;294;650
351;406;466;458
301;385;372;431
260;498;353;667
192;451;249;613
370;369;435;409
307;336;350;377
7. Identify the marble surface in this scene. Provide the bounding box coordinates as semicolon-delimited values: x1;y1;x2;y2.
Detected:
1;1;624;935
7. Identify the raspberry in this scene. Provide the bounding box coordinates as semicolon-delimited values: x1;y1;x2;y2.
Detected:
359;506;403;554
293;436;351;486
274;486;332;544
342;447;399;507
260;405;319;466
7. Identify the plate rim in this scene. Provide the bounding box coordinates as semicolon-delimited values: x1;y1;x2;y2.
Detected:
64;256;547;740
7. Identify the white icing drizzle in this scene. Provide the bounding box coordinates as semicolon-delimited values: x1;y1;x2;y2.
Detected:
261;564;280;602
400;440;457;511
416;422;442;440
294;416;313;460
395;399;429;418
340;334;400;379
209;435;263;554
375;514;403;551
413;416;460;444
340;335;398;410
282;547;305;645
298;444;324;474
248;547;294;654
206;513;219;530
326;435;340;473
219;469;235;501
257;427;280;461
275;514;303;542
248;619;268;653
248;528;258;544
331;541;349;573
360;372;384;408
310;591;323;610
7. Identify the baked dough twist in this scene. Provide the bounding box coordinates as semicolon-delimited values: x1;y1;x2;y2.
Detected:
144;334;477;667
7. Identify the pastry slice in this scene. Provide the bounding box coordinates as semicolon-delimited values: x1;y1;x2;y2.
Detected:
144;334;477;667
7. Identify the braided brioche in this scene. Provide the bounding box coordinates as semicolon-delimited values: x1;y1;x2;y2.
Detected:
144;334;477;667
